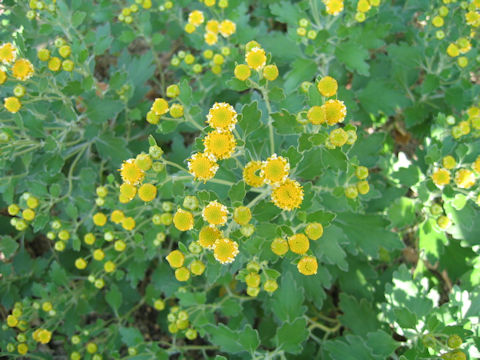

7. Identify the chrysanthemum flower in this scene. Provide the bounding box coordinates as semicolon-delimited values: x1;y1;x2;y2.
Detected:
119;159;145;185
204;32;218;45
234;64;251;81
329;128;348;147
246;47;267;70
288;234;309;254
454;169;475;189
151;98;169;116
0;43;17;64
317;76;338;97
261;154;290;185
203;130;236;160
233;206;252;225
271;179;304;211
119;183;137;200
206;20;220;33
4;97;21;113
219;20;236;37
166;250;185;268
0;69;7;85
202;200;228;226
297;256;318;275
271;237;289;256
110;210;125;224
213;238;239;264
188;10;204;26
474;156;480;173
187;152;219;181
307;106;326;125
243;160;265;187
12;59;34;81
206;102;238;132
324;0;344;16
199;225;222;249
465;11;480;27
138;183;157;202
305;222;324;240
432;168;450;186
324;100;347;125
442;155;456;170
173;209;194;231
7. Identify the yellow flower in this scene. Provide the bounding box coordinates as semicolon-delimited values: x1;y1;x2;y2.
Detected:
203;130;236;160
219;20;236;37
188;10;204;26
297;256;318;275
473;156;480;173
0;42;17;64
324;99;347;125
234;64;251;81
7;314;18;327
93;249;105;261
447;43;459;57
305;223;323;240
175;267;190;281
442;155;456;170
357;180;370;195
185;23;196;34
4;97;21;113
465;11;480;27
119;159;145;185
199;225;222;249
12;58;34;81
202;200;228;226
75;257;87;270
263;64;279;81
166;250;185;268
271;237;289;256
17;343;28;355
246;47;267;70
357;0;371;12
135;153;153;171
271;179;304;211
206;20;220;33
173;208;194;231
432;168;451;186
288;233;309;254
0;69;7;85
187;152;219;181
206;102;238;132
122;216;136;230
317;76;338;97
233;206;252;225
48;57;61;71
104;261;116;273
204;32;218;45
324;0;344;15
93;212;107;226
138;183;157;202
262;154;290;185
329;128;348;147
455;169;475;189
190;260;206;275
457;38;471;54
119;183;137;200
432;16;444;27
307;106;326;125
151;98;169;115
213;238;239;264
243;160;265;187
84;233;96;245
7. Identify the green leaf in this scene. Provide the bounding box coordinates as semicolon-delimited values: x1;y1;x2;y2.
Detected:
357;80;410;116
272;110;303;135
339;293;380;334
394;308;417;329
86;98;123;124
366;330;399;358
336;41;370;76
387;197;416;228
239;101;262;136
283;58;317;93
228;181;246;205
324;335;376;360
205;324;260;354
95;133;132;165
275;317;309;354
312;225;348;271
119;327;144;347
106;284;123;314
0;236;18;258
269;272;306;322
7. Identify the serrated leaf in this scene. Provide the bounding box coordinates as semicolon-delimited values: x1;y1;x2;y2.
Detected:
106;284;123;314
336;41;370;76
275;317;309;354
0;236;18;258
339;293;380;334
269;272;306;322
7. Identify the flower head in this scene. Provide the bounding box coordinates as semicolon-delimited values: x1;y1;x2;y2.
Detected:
12;59;34;81
324;0;344;16
271;179;304;211
317;76;338;97
199;225;223;249
213;238;239;264
432;168;450;186
288;233;310;254
324;100;347;125
203;130;236;160
206;20;220;33
202;200;228;226
261;154;290;185
188;10;204;26
151;98;169;116
246;47;267;70
0;43;17;64
297;256;318;275
206;102;238;132
204;31;218;45
119;159;145;185
455;169;475;189
4;97;21;113
219;20;236;37
173;209;194;231
187;152;219;181
243;160;265;187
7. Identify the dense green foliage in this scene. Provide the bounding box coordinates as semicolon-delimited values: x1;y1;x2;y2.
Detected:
1;0;480;359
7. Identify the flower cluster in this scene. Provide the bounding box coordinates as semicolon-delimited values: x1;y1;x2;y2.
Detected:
234;41;279;82
323;0;344;16
37;38;75;73
7;193;39;232
271;222;324;276
355;0;381;22
184;8;236;47
187;102;238;181
238;260;279;297
344;165;371;199
166;306;198;340
146;85;184;124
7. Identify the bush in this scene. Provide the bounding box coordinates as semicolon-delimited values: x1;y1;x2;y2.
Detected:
1;0;479;359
